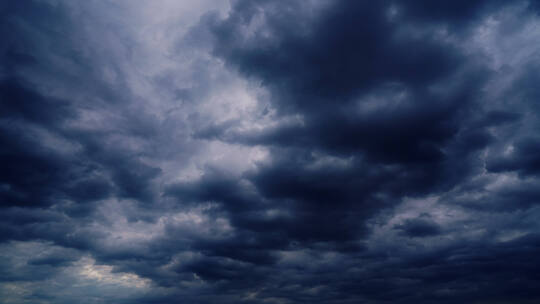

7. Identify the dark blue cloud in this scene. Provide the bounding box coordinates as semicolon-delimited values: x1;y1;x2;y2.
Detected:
2;0;540;303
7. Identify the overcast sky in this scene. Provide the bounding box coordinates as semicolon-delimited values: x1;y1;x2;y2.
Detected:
2;1;540;303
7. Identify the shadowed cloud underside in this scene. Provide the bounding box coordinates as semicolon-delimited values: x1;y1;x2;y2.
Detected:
2;1;540;303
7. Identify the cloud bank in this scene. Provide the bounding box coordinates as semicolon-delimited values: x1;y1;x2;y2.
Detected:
2;1;540;303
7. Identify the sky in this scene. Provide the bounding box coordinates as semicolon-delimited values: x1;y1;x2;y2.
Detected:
1;0;540;303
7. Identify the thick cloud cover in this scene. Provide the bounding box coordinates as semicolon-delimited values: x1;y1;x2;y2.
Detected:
2;0;540;303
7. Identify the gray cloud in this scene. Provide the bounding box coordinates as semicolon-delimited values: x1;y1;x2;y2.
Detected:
2;0;540;303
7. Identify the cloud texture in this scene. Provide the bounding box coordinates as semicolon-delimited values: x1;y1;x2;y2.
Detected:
2;0;540;303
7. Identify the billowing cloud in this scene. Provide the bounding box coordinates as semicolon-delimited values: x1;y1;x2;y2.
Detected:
2;0;540;303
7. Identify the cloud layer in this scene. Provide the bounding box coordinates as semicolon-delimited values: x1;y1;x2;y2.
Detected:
2;1;540;303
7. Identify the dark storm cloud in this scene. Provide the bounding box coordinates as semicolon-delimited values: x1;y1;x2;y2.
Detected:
192;0;492;248
394;217;442;237
0;79;76;125
487;137;540;176
27;247;81;267
3;0;540;303
0;120;117;212
0;0;162;209
201;2;502;206
368;234;540;303
0;1;167;298
171;0;540;302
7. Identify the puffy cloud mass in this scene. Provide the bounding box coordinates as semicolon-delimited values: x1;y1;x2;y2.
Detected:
2;0;540;303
